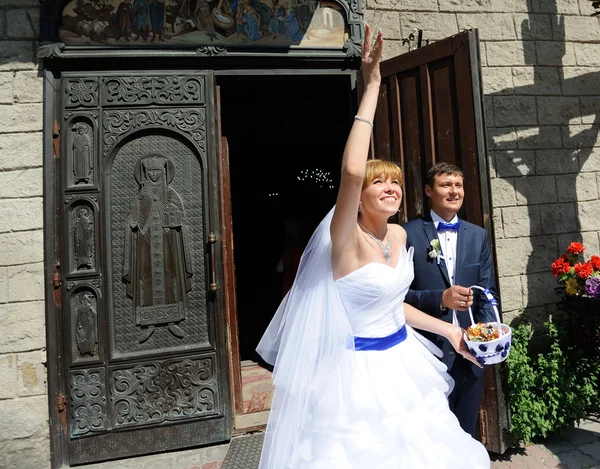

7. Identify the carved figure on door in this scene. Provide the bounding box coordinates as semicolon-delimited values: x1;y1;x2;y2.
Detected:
75;291;98;356
72;123;93;184
122;154;193;343
75;206;94;270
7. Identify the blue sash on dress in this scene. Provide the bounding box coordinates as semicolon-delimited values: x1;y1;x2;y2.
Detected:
354;325;407;351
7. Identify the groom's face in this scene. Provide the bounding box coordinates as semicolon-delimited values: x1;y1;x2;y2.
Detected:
425;173;464;220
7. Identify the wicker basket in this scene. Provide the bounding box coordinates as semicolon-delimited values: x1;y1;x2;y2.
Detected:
463;286;512;366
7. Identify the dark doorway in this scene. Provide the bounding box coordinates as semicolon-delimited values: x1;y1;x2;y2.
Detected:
220;75;353;364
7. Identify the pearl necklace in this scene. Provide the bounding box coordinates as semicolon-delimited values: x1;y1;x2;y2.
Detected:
359;223;392;265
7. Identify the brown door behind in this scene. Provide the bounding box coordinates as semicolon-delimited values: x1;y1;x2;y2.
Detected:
368;29;509;453
55;71;232;466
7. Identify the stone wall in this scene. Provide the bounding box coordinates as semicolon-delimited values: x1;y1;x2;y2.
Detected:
364;0;600;327
0;0;49;467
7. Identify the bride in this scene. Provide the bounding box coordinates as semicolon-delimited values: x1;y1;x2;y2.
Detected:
256;24;491;469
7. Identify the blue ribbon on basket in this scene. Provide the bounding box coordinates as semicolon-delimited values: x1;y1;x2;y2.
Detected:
354;325;407;351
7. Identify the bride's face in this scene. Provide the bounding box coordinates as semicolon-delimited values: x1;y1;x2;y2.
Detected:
361;174;402;217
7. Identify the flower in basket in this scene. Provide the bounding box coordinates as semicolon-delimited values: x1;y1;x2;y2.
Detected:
551;242;600;300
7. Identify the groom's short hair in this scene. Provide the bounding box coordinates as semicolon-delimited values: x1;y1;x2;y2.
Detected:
425;162;464;188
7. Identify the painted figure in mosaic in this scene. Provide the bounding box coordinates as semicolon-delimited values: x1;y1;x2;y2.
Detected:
268;0;285;37
133;0;150;39
179;0;216;39
122;154;193;342
75;291;98;356
75;206;94;270
282;6;303;41
115;0;133;40
72;123;92;184
241;0;262;41
148;0;166;41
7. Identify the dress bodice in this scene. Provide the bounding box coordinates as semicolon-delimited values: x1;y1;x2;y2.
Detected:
335;246;414;337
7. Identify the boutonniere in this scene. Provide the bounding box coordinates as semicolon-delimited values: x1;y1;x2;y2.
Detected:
427;239;444;264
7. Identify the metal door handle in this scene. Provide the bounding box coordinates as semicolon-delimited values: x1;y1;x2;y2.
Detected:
208;233;218;292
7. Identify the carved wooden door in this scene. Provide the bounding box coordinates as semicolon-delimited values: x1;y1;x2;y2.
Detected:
57;71;231;465
368;29;510;453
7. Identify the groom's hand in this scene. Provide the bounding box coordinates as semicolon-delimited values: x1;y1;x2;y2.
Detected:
442;285;473;311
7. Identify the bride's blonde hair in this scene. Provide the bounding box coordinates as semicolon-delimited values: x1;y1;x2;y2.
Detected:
362;159;403;190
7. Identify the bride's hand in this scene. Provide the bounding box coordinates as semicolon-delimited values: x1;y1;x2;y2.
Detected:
447;325;483;369
361;24;383;88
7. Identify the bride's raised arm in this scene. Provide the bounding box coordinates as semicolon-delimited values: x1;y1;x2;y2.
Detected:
330;25;383;260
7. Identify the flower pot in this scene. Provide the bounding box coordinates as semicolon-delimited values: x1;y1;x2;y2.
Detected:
563;295;600;357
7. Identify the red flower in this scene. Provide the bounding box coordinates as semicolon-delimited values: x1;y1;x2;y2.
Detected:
567;242;585;255
591;255;600;271
574;261;594;279
551;257;572;277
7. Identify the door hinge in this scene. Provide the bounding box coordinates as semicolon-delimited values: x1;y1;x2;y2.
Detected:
479;409;488;446
57;392;68;435
53;262;62;308
52;120;60;160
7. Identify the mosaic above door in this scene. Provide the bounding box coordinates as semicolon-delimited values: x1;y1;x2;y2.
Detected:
59;0;348;48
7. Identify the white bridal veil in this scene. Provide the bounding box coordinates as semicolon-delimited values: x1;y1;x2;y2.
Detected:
256;207;357;469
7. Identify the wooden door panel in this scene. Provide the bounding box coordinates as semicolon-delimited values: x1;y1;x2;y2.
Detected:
57;71;232;466
374;29;509;453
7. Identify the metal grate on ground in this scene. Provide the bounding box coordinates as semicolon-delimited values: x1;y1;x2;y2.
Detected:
221;433;265;469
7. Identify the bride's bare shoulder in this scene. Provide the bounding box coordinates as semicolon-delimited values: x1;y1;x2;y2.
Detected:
388;223;407;245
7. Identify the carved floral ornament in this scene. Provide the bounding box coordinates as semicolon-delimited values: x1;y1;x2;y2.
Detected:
40;0;363;58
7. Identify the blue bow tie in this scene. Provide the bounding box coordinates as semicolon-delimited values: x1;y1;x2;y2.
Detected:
436;221;460;232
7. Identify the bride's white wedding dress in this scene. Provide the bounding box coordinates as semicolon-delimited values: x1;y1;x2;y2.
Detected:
257;209;490;469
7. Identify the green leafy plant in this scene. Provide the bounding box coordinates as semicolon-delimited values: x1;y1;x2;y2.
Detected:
506;320;600;443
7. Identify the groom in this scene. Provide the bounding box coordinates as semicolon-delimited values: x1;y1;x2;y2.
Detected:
403;162;498;438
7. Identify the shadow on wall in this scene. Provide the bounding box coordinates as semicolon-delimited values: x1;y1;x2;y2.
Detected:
488;0;600;332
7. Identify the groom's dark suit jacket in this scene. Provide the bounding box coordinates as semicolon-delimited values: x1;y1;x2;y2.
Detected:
403;215;498;377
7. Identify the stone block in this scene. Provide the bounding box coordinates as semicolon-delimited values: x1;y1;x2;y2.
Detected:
0;41;36;71
581;96;600;124
13;71;42;103
574;43;600;67
0;395;48;441
532;0;580;14
535;41;576;67
380;40;405;61
493;210;503;238
484;95;494;126
516;126;562;149
514;14;552;41
0;103;42;133
0;301;45;353
554;15;600;42
537;96;581;125
493;96;537;127
0;435;50;469
8;263;44;301
0;132;43;170
557;232;600;259
579;200;600;230
0;168;43;198
502;205;542;237
6;9;39;39
367;0;438;11
457;13;516;40
539;202;579;234
490;177;517;207
0;267;7;303
512;67;562;95
561;124;600;148
562;67;600;96
486;41;530;66
494;150;535;177
580;148;600;171
556;173;599;202
487;127;518;150
0;198;43;233
502;308;523;325
363;11;401;40
438;0;527;12
579;0;596;15
515;175;557;205
498;275;523;311
0;354;19;399
399;13;459;41
481;66;513;95
496;235;557;275
0;231;43;266
488;153;496;178
0;72;13;104
536;149;580;174
522;272;559;307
